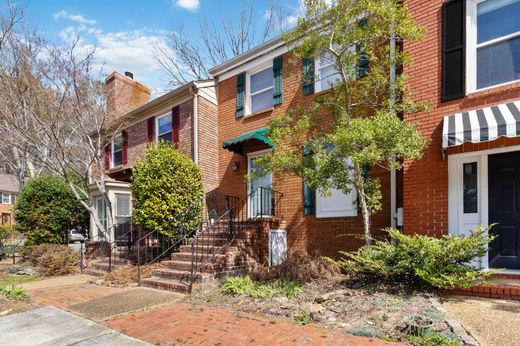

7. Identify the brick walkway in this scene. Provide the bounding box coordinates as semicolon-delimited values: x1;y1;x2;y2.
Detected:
24;276;398;346
107;303;394;346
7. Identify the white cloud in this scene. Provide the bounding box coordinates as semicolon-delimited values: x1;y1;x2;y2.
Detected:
174;0;199;12
53;11;97;25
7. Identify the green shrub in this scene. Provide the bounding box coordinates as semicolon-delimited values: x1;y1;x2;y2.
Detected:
407;332;460;346
0;285;29;301
338;226;493;289
130;141;204;237
222;276;301;300
293;310;313;325
22;244;79;276
14;175;88;245
348;326;383;338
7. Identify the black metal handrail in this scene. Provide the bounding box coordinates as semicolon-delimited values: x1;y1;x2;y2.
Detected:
187;187;283;293
97;223;140;271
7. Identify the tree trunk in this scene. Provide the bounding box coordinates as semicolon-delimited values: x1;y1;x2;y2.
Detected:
353;163;372;245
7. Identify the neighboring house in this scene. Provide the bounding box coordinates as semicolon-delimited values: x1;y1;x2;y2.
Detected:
209;36;392;259
0;174;19;226
89;71;218;242
402;0;520;270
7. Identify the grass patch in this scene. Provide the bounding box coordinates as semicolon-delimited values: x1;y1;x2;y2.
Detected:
407;332;460;346
222;276;301;300
0;274;40;287
0;285;29;301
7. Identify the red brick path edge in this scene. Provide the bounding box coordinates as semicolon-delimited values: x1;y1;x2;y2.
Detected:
442;281;520;300
106;303;400;346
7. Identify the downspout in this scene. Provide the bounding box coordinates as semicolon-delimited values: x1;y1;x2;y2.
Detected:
189;85;199;164
390;15;397;230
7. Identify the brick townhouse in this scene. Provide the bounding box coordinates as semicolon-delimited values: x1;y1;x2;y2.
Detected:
402;0;520;271
0;174;19;226
89;72;218;242
209;37;392;259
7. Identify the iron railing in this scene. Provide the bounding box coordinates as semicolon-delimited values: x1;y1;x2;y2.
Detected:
97;223;141;271
188;187;283;293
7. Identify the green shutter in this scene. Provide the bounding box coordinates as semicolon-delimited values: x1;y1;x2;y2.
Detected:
303;146;315;215
302;58;315;95
303;182;316;215
357;19;369;78
273;56;283;105
236;73;245;117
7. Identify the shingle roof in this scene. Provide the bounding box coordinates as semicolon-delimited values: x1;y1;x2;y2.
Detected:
0;174;19;193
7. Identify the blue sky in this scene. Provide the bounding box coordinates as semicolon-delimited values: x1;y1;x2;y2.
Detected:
13;0;301;96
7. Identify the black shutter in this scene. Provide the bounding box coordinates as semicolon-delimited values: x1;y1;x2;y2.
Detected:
273;56;283;105
302;58;315;95
236;73;245;117
303;146;315;215
442;0;465;101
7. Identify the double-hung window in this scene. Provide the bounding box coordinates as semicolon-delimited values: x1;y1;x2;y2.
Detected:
115;193;131;237
248;65;274;114
1;193;11;205
95;196;107;238
157;113;173;142
112;133;123;167
469;0;520;90
315;52;342;92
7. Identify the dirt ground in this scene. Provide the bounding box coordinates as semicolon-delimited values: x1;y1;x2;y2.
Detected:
187;280;459;343
442;296;520;346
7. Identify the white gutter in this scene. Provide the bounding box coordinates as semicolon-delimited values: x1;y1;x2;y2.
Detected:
390;17;397;229
189;86;199;164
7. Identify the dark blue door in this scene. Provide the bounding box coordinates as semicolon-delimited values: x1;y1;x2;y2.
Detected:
489;151;520;269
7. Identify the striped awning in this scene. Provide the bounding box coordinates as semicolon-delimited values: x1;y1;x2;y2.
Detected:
442;100;520;149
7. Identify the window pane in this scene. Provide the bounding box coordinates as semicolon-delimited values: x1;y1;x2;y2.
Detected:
2;194;10;204
96;198;106;219
320;64;341;90
463;162;478;214
251;88;273;113
250;67;273;94
113;150;123;166
159;132;172;142
116;194;130;217
477;36;520;88
477;0;520;44
113;135;123;152
158;115;172;135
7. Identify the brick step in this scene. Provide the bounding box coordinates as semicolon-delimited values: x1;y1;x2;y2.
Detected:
188;238;229;247
161;260;224;273
84;268;107;277
151;268;210;282
179;245;238;254
170;252;227;262
140;277;190;293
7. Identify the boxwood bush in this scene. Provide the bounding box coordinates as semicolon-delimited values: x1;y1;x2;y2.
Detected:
338;226;494;289
130;141;204;237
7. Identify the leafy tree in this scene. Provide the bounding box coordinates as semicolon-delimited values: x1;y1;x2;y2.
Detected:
14;175;89;245
256;0;429;244
130;142;204;237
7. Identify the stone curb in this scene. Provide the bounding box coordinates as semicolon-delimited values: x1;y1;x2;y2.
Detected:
430;297;480;346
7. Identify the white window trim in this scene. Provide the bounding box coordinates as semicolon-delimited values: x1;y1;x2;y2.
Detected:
245;62;273;116
1;193;11;205
466;0;520;93
111;133;123;168
114;193;132;218
156;112;173;141
314;46;356;93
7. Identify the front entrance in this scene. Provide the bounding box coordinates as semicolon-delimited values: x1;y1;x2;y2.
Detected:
1;213;11;225
489;151;520;269
247;151;272;218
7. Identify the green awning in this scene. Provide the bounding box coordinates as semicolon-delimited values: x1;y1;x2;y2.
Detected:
222;128;272;154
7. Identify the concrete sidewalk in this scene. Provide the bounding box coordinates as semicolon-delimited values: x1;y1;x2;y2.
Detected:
0;306;150;346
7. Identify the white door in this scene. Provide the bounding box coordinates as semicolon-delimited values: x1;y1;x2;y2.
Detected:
248;152;272;217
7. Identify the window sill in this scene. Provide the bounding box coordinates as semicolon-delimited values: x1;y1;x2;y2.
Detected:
466;80;520;100
109;165;125;172
244;107;274;118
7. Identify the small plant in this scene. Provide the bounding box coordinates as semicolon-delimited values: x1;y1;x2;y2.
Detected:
348;326;383;338
338;226;494;289
22;244;79;276
407;331;460;346
294;310;313;325
222;276;301;300
0;285;29;301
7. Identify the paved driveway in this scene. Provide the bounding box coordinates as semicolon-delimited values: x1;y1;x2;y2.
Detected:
0;306;149;346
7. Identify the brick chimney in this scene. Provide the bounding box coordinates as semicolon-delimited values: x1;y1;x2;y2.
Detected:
105;71;151;122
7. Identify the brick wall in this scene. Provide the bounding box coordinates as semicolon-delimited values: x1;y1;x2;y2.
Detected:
402;0;520;236
216;52;390;259
106;96;219;194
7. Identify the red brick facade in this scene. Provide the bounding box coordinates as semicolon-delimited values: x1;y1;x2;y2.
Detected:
215;53;391;258
402;0;520;236
103;77;219;194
